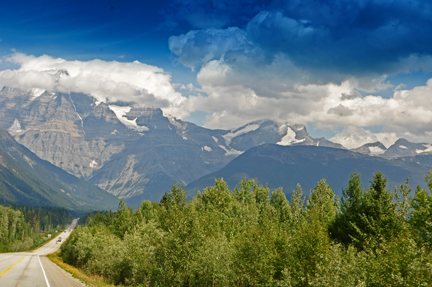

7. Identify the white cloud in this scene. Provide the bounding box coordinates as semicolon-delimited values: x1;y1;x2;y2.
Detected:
185;56;432;145
3;53;432;147
0;53;189;119
329;126;398;149
167;22;432;142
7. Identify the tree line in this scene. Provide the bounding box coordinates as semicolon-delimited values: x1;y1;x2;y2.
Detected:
61;172;432;286
0;205;72;252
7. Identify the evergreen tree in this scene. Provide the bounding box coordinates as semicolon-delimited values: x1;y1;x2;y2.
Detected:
360;172;402;243
330;171;364;245
409;171;432;245
331;172;402;249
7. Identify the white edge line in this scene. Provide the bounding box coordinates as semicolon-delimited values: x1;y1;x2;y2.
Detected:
38;255;51;287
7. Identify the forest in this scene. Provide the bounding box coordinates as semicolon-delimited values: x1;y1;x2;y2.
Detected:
61;172;432;286
0;205;72;252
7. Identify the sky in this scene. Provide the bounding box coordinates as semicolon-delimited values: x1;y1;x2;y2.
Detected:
2;0;432;148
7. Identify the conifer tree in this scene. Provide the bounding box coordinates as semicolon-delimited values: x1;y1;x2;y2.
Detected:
409;171;432;244
330;171;364;245
331;172;402;249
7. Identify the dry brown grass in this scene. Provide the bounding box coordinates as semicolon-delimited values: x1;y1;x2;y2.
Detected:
47;252;117;287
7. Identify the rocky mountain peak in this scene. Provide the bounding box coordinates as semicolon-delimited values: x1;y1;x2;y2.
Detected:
0;87;346;205
351;141;387;155
45;69;70;81
383;138;432;158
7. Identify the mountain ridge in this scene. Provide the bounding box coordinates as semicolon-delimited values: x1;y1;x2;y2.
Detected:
0;127;119;212
185;144;430;198
0;86;348;205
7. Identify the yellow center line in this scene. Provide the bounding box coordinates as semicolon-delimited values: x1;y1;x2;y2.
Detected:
0;255;27;277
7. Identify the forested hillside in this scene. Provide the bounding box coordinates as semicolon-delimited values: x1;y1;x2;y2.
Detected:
61;172;432;286
185;144;432;198
0;205;72;252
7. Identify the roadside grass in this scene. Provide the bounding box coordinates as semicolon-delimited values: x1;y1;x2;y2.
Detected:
47;251;117;287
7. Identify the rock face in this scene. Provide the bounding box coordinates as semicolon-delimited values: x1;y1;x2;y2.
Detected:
383;138;432;158
0;126;119;212
225;120;345;151
0;85;346;205
352;141;387;155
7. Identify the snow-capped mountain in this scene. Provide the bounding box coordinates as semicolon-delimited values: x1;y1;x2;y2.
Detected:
383;138;432;158
225;120;345;151
0;85;345;205
351;138;432;158
351;141;387;155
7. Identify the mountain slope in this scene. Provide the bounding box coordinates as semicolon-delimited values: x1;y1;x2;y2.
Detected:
383;138;432;158
185;144;429;198
351;141;387;155
0;85;346;205
0;128;119;211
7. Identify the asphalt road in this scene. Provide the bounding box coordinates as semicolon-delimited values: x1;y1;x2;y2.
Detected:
0;219;85;287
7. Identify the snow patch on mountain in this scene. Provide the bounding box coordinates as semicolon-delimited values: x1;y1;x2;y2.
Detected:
109;105;131;117
89;160;98;168
30;88;45;101
218;144;243;156
7;119;22;133
202;146;212;152
277;125;305;146
222;124;260;146
167;115;186;130
399;145;408;149
109;105;149;132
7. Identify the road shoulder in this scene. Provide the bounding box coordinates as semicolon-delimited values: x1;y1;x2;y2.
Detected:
47;252;115;287
41;255;86;287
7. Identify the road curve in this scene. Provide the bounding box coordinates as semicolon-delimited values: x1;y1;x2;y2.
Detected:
0;219;85;287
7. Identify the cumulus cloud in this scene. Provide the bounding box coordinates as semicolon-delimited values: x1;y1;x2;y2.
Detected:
165;0;432;145
329;126;398;150
170;1;432;86
330;125;432;150
327;104;354;117
0;53;189;118
340;91;362;100
182;55;432;148
3;0;432;148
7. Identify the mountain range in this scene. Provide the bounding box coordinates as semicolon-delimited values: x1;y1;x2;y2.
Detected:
1;79;432;206
0;85;345;205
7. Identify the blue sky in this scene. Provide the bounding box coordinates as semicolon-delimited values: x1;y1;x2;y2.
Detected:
2;0;432;148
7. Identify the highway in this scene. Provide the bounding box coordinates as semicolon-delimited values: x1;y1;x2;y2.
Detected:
0;218;85;287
